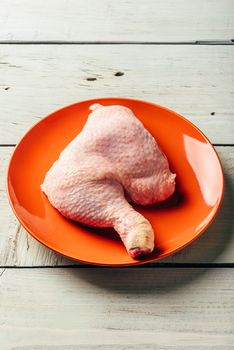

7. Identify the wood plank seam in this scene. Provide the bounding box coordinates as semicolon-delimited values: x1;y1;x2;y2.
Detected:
0;41;233;45
1;264;234;269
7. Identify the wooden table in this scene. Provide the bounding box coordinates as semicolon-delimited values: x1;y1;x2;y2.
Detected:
0;1;234;348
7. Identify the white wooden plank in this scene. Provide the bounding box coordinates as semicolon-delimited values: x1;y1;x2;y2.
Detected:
1;146;234;266
0;268;5;276
0;0;233;41
0;267;233;349
0;44;233;144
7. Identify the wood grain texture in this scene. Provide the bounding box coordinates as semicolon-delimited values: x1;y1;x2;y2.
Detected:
1;146;234;266
0;0;233;42
0;267;233;349
0;44;233;144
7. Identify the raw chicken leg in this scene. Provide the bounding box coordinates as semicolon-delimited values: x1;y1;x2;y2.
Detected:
41;104;176;259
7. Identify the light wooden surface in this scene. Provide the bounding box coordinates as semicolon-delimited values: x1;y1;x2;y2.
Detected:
0;1;233;349
1;146;234;266
0;268;234;349
0;45;233;144
0;0;233;42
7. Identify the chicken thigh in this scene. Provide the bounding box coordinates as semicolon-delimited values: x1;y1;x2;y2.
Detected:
41;104;176;258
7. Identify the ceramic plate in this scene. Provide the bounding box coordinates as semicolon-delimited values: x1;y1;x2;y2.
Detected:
7;98;224;266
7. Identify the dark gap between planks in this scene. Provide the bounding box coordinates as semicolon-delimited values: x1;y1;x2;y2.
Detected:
0;40;233;45
1;263;234;269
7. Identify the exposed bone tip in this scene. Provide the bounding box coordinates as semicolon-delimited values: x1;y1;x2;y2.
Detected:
129;247;153;259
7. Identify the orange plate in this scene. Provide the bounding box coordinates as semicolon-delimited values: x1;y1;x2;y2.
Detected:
7;98;224;266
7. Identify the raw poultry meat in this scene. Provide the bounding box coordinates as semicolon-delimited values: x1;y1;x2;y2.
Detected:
41;104;176;259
